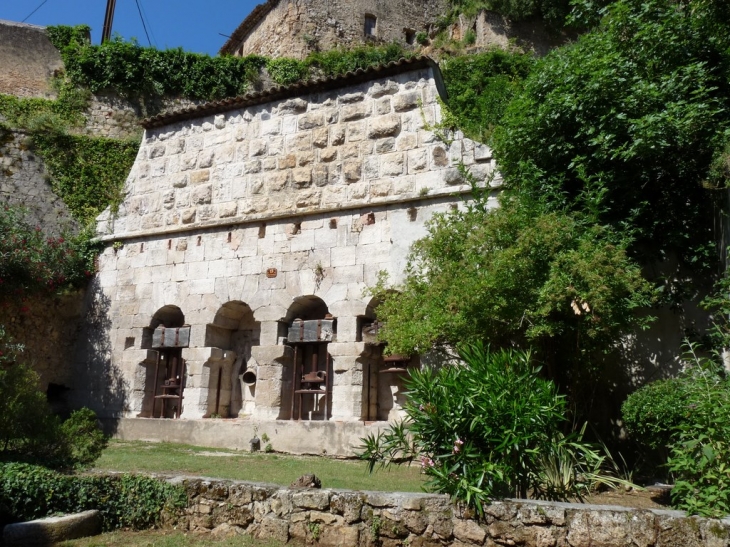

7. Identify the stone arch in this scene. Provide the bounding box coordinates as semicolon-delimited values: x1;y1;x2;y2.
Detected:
203;301;260;417
137;305;186;418
141;305;185;349
282;296;332;420
359;295;411;422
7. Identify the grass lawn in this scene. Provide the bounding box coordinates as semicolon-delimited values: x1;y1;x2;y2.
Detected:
92;440;426;492
60;530;292;546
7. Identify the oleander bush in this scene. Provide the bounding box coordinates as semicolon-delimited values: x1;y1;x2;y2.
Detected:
360;343;629;511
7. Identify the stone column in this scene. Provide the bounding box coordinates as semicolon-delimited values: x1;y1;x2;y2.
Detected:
180;347;236;419
251;345;294;420
126;349;159;418
327;342;370;421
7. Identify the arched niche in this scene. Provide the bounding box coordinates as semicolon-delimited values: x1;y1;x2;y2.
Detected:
359;296;413;422
282;296;333;420
204;301;260;417
141;305;185;349
138;305;186;418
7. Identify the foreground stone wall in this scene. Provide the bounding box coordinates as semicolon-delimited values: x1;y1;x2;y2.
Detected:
165;477;730;547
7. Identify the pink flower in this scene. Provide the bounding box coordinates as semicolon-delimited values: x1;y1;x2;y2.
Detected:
453;438;464;454
419;455;435;469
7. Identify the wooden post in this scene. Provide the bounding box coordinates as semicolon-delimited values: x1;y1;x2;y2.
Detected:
101;0;117;43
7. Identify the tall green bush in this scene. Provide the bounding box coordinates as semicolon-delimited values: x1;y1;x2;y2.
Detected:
0;327;107;470
360;343;627;510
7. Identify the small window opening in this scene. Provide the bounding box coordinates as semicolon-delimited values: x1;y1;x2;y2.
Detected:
258;224;266;239
364;212;375;225
140;242;144;252
167;239;172;250
407;207;417;222
293;222;302;235
124;337;136;349
197;235;202;246
329;218;337;229
405;29;415;45
364;15;377;38
227;231;232;243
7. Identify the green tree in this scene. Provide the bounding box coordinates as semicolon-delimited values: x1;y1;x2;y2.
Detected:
494;0;730;271
371;192;653;399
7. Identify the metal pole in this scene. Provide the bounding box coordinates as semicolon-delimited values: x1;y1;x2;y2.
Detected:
101;0;117;43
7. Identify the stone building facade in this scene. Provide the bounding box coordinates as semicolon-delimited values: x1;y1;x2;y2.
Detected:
87;58;497;448
220;0;447;60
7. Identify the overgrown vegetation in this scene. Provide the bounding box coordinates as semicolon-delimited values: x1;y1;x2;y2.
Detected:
0;327;107;470
0;205;99;299
0;462;186;530
360;344;630;511
33;133;139;223
440;50;533;142
366;0;730;515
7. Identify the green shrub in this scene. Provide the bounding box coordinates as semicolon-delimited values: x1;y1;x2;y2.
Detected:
441;50;533;142
416;32;429;46
666;367;730;517
359;343;627;510
0;463;187;530
266;58;310;86
48;26;267;101
306;43;413;78
60;408;108;469
622;377;690;452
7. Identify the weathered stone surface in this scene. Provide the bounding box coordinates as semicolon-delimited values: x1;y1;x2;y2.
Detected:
4;510;102;547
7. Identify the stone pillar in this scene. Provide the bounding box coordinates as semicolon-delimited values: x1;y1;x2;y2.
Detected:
328;342;370;421
181;347;236;419
126;349;159;418
251;345;294;420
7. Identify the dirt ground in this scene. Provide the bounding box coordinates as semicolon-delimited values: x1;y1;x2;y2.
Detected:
583;485;672;510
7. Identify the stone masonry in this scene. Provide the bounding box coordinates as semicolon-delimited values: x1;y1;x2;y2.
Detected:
164;476;730;547
220;0;448;59
86;58;499;450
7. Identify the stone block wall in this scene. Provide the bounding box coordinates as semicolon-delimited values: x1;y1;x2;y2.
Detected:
164;477;730;547
0;129;78;235
84;61;500;431
2;291;86;411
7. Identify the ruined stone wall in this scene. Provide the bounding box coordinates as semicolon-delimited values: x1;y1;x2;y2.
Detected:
0;129;78;234
232;0;447;60
165;477;730;547
0;20;64;98
449;10;574;56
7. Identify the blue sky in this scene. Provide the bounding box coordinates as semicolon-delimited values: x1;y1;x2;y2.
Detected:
0;0;261;55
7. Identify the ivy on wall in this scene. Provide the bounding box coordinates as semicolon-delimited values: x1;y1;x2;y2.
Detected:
32;133;139;225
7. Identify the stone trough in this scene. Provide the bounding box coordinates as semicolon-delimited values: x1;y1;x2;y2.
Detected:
3;510;102;546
